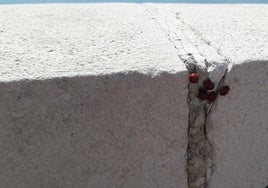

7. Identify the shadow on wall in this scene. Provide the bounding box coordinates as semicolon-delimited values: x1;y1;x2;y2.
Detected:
0;71;189;188
206;60;268;188
0;60;267;187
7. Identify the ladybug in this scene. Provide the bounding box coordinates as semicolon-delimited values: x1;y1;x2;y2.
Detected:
198;88;207;100
219;85;230;96
207;91;217;102
203;79;214;90
189;73;199;83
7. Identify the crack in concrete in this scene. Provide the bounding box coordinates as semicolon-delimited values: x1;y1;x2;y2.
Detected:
187;73;213;188
187;66;228;188
143;5;230;188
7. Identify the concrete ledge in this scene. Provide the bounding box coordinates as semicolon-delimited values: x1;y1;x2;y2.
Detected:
0;4;267;188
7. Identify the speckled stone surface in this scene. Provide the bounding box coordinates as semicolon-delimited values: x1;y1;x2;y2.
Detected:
0;73;189;188
207;61;268;188
0;4;267;188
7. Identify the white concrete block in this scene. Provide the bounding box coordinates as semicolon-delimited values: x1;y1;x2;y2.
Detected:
0;4;267;188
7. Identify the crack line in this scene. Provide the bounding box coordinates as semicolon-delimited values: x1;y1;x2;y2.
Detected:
143;5;231;188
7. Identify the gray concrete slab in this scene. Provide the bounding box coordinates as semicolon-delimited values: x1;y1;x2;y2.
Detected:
0;73;189;188
0;4;267;188
207;61;268;188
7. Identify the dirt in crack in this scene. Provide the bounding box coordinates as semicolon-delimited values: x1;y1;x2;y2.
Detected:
187;81;214;188
186;69;230;188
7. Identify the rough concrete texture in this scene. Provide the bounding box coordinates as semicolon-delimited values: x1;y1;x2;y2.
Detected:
0;4;267;188
0;73;189;188
187;82;213;188
207;61;268;188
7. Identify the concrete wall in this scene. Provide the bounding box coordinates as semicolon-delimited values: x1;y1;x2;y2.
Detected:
0;73;189;188
0;4;267;188
207;61;268;188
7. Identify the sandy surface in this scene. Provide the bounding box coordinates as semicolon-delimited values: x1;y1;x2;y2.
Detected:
0;4;183;82
0;4;267;82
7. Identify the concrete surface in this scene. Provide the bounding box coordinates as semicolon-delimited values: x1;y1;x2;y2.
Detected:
207;61;268;188
0;73;189;188
0;4;267;188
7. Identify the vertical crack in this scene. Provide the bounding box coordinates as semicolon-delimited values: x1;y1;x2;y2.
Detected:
143;5;230;188
186;66;228;188
187;75;213;188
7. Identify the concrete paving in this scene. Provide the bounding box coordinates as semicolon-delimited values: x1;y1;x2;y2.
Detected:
0;4;267;188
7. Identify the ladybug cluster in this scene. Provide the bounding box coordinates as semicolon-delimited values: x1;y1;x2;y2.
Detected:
189;72;230;102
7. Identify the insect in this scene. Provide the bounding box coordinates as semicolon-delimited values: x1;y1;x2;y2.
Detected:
219;85;230;96
203;79;215;90
189;72;199;83
207;91;217;102
198;88;207;100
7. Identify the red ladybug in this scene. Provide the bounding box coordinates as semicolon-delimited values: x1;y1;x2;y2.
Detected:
189;73;199;83
219;85;230;96
207;91;217;102
203;79;214;90
198;88;207;100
